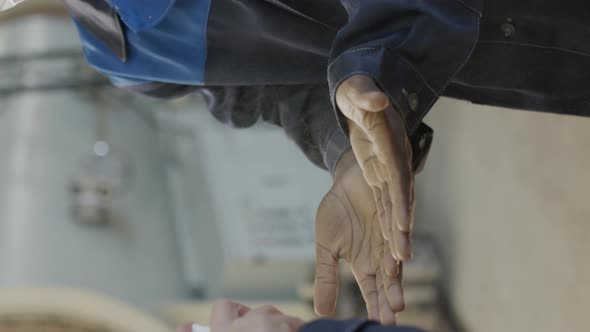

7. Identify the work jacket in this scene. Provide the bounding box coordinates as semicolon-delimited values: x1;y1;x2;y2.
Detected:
63;0;590;173
299;320;425;332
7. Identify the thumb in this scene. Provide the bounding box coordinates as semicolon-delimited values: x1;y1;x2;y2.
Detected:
341;74;390;112
313;242;339;317
314;191;349;317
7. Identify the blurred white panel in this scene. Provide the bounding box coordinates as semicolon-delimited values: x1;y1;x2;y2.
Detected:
160;98;332;299
416;97;590;332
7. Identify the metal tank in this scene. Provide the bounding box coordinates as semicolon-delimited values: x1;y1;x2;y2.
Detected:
0;17;187;310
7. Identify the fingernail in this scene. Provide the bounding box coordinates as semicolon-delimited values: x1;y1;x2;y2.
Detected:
395;235;412;261
386;258;399;277
398;218;410;233
390;248;400;262
401;247;411;261
394;289;406;312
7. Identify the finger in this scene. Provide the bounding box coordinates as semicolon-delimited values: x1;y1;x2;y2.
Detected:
382;264;405;313
341;75;390;112
387;114;414;234
336;92;363;127
357;118;402;256
387;167;413;260
382;242;399;277
381;183;400;261
313;242;339;317
394;184;414;234
353;272;379;321
210;299;251;329
251;305;282;315
370;186;388;241
340;95;389;137
376;268;396;325
381;182;394;246
393;228;412;261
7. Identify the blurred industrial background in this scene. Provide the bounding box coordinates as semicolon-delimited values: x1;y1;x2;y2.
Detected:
0;2;588;332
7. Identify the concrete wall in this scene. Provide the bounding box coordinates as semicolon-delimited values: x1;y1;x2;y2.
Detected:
416;98;590;332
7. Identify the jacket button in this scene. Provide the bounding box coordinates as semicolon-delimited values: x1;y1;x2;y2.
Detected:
408;93;419;111
501;18;515;37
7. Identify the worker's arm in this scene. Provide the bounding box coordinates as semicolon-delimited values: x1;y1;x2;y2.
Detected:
110;78;351;175
300;320;425;332
328;0;481;132
202;85;351;175
326;0;480;268
118;79;408;323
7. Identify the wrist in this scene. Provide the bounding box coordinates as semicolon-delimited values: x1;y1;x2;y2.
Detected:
322;129;352;178
333;148;356;181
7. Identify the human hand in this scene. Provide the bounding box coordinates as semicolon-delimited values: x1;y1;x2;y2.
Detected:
208;300;304;332
313;150;404;324
335;74;414;261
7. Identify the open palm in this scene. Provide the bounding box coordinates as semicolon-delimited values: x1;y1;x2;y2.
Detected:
313;151;404;324
336;74;415;262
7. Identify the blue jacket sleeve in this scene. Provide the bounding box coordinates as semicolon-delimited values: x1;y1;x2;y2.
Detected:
299;319;426;332
328;0;482;135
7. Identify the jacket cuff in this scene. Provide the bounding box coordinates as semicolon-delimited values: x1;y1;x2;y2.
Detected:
299;319;378;332
328;46;437;136
327;47;437;173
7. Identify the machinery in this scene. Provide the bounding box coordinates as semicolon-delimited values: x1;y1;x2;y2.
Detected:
0;17;187;310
